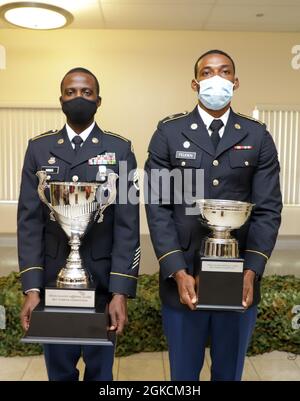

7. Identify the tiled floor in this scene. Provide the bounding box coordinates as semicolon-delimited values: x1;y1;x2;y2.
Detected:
0;350;299;381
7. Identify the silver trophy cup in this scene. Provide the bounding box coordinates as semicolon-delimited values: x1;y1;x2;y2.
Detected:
36;170;118;288
194;199;254;311
21;170;118;345
196;199;254;258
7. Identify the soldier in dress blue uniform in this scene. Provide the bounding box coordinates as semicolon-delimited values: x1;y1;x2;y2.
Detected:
145;50;282;381
18;67;140;381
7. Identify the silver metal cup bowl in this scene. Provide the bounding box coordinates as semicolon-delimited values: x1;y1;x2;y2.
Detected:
196;199;254;258
49;181;99;207
36;171;118;287
196;199;253;231
49;182;100;238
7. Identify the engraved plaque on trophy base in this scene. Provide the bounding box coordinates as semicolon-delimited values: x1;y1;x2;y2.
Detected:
21;296;115;346
194;252;245;312
45;282;96;308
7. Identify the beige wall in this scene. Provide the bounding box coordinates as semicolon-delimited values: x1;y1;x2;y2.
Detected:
0;29;300;234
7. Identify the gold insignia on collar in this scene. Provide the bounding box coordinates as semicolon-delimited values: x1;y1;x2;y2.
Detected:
234;123;241;130
57;138;64;145
92;137;99;144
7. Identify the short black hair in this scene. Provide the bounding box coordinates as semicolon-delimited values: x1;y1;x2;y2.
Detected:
60;67;100;95
194;50;236;78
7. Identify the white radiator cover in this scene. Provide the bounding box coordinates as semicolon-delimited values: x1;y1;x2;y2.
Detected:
254;106;300;206
0;105;65;202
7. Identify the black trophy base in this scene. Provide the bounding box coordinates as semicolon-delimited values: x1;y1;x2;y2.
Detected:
194;252;245;312
21;297;115;346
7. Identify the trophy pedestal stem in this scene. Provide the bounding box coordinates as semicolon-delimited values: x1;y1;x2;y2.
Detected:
212;230;232;240
201;236;239;258
56;234;89;288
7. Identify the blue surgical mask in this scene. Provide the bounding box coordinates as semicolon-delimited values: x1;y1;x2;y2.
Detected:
197;75;234;111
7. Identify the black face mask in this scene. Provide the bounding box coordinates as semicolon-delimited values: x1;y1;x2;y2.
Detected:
62;97;98;125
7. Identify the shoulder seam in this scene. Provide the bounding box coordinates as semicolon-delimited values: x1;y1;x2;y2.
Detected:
236;113;264;126
162;111;190;124
104;130;129;142
31;130;59;141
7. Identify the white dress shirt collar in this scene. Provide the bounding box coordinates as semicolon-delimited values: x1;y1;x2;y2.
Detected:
66;121;95;147
197;105;230;137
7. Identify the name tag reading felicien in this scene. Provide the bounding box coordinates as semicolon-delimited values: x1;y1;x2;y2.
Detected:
175;151;197;160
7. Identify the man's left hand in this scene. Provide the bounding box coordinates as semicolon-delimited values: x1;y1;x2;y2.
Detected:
108;294;128;335
242;269;256;309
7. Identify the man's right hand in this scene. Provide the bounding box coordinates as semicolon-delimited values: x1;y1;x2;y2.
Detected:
20;291;40;331
174;269;197;310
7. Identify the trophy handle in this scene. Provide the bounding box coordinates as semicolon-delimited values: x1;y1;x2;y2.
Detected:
36;170;56;221
95;173;118;223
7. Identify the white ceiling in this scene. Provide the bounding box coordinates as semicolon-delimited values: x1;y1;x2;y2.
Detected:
1;0;300;31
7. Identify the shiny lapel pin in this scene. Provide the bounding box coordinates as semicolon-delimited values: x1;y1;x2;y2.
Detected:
48;157;56;164
183;141;190;149
190;123;198;130
234;123;241;130
92;137;99;144
57;138;64;145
